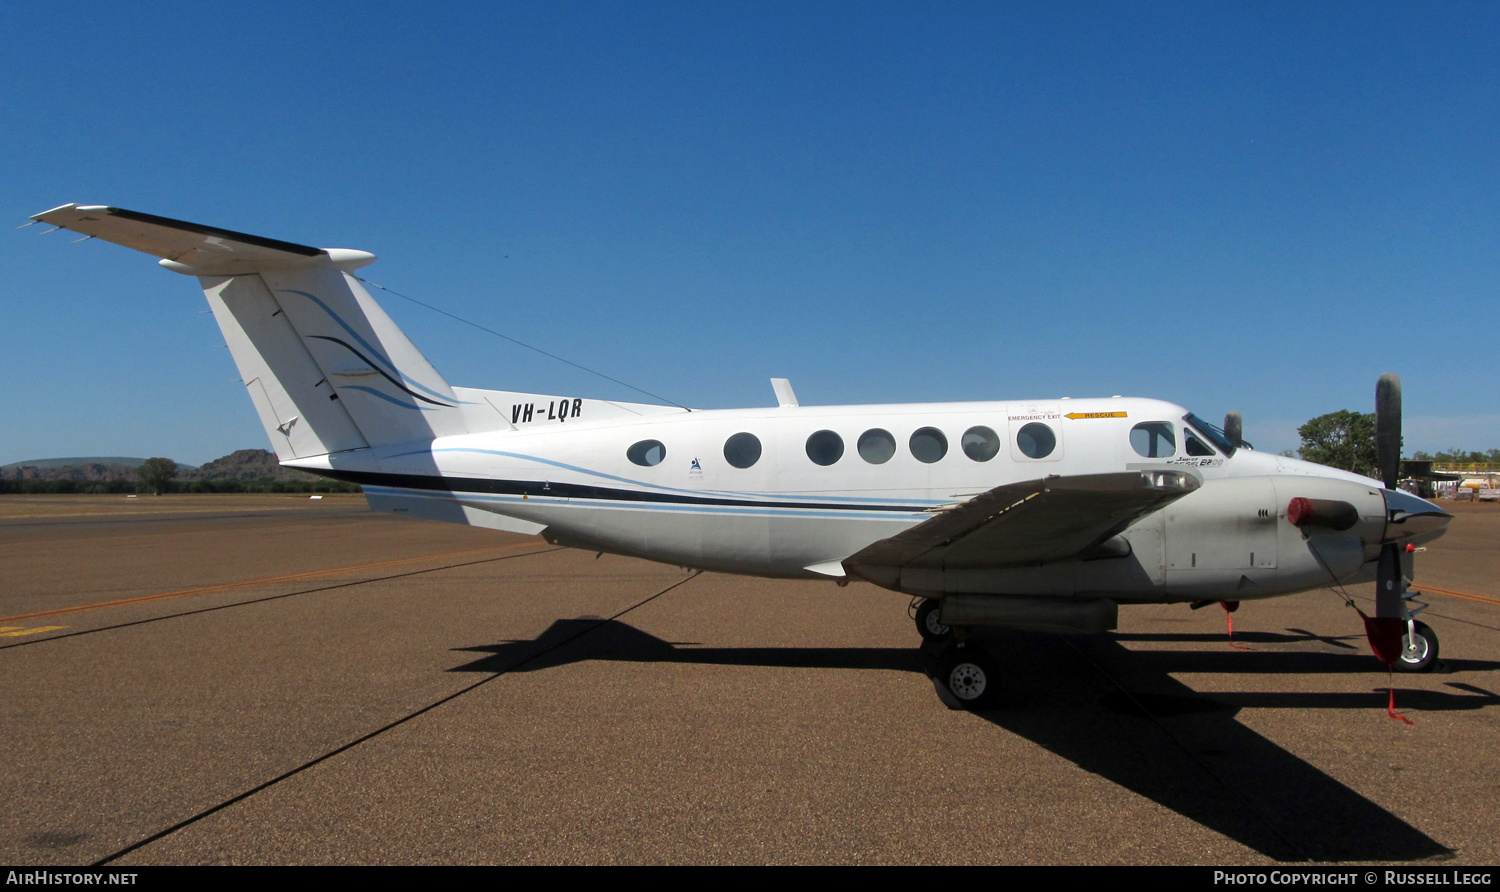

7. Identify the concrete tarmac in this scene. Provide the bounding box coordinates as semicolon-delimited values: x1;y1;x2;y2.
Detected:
2;494;1497;865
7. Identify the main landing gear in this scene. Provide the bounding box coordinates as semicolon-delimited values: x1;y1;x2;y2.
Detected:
912;596;953;642
930;643;1000;710
913;598;998;710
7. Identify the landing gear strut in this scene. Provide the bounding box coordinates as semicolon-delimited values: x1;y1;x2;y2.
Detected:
1382;552;1440;673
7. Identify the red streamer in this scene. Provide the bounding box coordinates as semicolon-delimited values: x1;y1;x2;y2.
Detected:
1355;606;1414;725
1387;666;1414;725
1222;600;1250;650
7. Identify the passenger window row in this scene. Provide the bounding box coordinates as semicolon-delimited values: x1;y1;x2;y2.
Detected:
627;423;1060;469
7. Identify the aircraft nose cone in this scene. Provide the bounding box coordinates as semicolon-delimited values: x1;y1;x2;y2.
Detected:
1382;488;1453;546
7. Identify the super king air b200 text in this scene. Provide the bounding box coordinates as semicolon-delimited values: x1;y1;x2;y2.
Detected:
32;204;1454;709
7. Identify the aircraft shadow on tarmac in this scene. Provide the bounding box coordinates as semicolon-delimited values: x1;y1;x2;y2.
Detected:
453;619;1500;863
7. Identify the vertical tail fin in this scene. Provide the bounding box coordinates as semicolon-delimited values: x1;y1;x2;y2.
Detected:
32;204;470;459
205;264;474;458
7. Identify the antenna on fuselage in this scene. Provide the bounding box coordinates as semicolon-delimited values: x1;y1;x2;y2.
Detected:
771;378;799;408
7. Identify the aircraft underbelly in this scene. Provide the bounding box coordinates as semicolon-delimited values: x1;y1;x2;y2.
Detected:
526;500;914;577
893;549;1166;602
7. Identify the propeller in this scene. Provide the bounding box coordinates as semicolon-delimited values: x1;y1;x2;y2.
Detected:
1374;375;1404;623
1223;411;1243;448
1357;373;1446;677
1376;373;1401;491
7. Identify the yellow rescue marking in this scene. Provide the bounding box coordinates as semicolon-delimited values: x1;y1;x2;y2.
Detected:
0;625;66;637
1065;411;1128;419
0;540;545;624
1421;585;1500;607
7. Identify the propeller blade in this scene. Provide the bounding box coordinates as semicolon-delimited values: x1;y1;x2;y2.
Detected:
1376;373;1401;490
1375;542;1403;619
1224;411;1243;448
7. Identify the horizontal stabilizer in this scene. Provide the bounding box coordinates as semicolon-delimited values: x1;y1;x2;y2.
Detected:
36;203;470;457
31;204;362;276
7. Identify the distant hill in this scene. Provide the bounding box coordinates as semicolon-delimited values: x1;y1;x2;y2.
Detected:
1;456;193;470
3;450;313;483
182;450;318;483
4;461;142;482
3;450;354;494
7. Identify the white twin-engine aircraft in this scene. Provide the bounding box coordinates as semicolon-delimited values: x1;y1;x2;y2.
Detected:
34;204;1454;708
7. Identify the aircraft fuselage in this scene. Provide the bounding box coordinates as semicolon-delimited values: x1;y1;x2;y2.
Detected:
288;392;1412;606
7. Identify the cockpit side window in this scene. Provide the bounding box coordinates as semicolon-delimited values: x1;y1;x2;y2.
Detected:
1130;422;1176;458
1185;430;1216;456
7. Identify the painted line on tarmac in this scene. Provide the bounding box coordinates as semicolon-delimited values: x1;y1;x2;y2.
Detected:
0;546;563;651
0;542;540;624
0;502;361;522
0;625;66;637
92;570;705;867
1421;585;1500;606
1343;589;1500;635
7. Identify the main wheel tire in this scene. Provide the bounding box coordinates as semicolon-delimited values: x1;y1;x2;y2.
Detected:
938;646;999;710
1395;620;1439;673
915;599;953;642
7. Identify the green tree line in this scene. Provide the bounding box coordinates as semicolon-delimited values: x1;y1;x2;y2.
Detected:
1410;448;1500;464
1297;410;1497;473
0;477;361;495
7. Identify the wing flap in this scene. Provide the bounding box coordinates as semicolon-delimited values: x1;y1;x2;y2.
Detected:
845;471;1197;582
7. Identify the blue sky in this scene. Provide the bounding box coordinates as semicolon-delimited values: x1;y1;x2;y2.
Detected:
5;2;1497;465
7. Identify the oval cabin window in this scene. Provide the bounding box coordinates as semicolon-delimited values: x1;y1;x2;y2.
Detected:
857;429;897;464
805;430;845;466
909;427;948;464
627;439;667;467
723;432;762;469
1016;423;1056;459
962;426;1000;462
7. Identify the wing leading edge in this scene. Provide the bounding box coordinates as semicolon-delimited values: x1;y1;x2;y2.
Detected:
843;470;1198;588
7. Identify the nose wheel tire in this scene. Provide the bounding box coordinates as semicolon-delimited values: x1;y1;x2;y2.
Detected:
915;598;953;642
935;646;999;710
1395;620;1439;673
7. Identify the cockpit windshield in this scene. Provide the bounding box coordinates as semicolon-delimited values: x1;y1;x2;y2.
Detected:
1183;414;1237;458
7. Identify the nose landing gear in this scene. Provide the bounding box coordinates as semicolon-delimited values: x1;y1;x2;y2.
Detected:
1396;618;1438;674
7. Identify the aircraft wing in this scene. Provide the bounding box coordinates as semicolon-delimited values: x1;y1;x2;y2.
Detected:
32;204;325;272
843;471;1197;585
